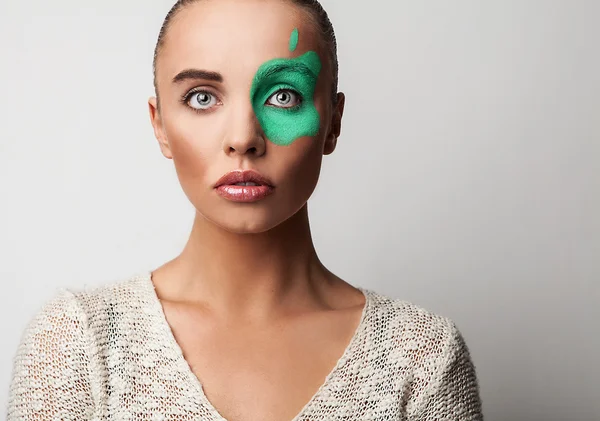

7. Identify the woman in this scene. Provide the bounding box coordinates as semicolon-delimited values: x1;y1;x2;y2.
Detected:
7;0;484;419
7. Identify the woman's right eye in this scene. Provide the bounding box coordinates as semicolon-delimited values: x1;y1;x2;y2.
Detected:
186;91;217;110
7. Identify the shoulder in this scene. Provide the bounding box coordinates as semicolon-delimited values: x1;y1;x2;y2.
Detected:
19;271;155;346
6;272;152;419
17;288;89;350
363;287;460;347
361;287;469;370
363;288;484;418
52;270;155;322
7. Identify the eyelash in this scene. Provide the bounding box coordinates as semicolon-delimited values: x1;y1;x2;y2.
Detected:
180;87;303;114
266;87;303;111
180;88;220;114
265;84;304;111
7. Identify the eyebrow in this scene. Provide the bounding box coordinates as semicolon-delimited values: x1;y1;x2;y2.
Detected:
172;69;223;84
257;62;317;81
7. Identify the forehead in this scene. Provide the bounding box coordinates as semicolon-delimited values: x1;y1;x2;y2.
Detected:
157;0;325;82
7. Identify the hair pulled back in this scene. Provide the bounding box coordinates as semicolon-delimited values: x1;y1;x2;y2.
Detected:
152;0;339;105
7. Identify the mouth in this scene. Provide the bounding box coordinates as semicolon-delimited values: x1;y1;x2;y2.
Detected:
214;170;275;202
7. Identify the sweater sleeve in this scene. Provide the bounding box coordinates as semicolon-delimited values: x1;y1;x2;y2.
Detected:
7;290;96;420
411;321;484;421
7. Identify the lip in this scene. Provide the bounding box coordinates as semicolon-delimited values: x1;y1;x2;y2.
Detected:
214;169;274;188
214;170;275;203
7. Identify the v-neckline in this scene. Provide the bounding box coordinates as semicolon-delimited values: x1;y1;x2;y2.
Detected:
141;270;372;421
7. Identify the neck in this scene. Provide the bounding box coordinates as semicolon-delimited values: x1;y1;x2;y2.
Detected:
160;204;332;319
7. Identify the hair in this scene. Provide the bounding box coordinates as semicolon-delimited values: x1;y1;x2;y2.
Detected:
152;0;339;106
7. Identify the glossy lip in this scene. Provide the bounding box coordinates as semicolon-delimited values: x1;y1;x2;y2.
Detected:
214;170;275;203
214;169;274;188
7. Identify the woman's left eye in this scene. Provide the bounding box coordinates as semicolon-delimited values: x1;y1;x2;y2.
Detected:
266;90;301;108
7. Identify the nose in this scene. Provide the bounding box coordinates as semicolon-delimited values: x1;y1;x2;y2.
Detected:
222;99;266;157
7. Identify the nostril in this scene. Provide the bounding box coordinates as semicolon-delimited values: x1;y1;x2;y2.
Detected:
227;145;260;154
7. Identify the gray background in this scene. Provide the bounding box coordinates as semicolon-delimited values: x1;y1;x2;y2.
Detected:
1;1;598;420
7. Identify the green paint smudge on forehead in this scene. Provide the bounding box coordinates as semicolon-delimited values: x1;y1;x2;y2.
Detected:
250;30;322;146
289;28;299;52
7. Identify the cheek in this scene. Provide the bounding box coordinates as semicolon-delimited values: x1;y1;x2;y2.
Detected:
314;84;333;128
277;137;325;195
163;115;214;185
256;105;320;147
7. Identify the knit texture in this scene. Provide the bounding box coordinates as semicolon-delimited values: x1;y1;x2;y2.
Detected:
7;271;484;420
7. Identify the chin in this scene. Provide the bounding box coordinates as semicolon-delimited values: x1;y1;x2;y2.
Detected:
216;219;275;234
201;209;285;234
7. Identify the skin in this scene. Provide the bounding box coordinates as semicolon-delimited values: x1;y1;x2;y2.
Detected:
250;48;322;145
147;1;363;420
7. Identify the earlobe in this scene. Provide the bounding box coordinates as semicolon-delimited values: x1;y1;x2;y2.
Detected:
323;135;337;155
148;96;173;160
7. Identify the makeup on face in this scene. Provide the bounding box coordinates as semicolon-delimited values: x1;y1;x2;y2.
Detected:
250;28;322;146
213;29;324;203
289;28;299;52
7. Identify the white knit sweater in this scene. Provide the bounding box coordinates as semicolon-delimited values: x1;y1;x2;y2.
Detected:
7;271;484;420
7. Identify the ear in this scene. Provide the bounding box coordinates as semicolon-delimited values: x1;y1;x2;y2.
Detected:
323;92;345;156
148;96;173;159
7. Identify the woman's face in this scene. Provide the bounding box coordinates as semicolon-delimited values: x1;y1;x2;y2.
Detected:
149;0;344;234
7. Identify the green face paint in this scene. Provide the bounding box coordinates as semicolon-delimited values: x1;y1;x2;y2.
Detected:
250;29;322;146
289;28;299;52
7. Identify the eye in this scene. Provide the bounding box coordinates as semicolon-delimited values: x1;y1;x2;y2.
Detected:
187;91;218;110
266;90;301;108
